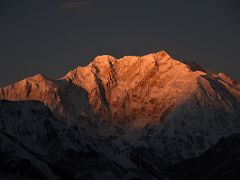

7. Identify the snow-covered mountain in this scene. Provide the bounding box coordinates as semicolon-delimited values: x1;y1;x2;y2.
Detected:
0;50;240;179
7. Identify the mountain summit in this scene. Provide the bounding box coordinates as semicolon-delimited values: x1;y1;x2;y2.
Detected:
0;51;239;128
0;51;240;179
63;50;239;128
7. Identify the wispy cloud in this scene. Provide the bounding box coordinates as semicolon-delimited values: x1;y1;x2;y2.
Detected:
59;0;110;15
61;0;96;9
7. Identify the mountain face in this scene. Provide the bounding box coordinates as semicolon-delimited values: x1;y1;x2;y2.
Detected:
63;51;211;127
0;51;240;179
1;51;239;127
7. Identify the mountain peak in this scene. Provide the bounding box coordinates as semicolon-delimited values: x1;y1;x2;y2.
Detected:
90;50;172;65
92;55;116;65
214;72;239;87
153;50;171;58
61;51;212;127
30;73;48;81
139;50;172;63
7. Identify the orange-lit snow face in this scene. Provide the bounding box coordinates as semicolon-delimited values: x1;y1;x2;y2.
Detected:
0;51;239;128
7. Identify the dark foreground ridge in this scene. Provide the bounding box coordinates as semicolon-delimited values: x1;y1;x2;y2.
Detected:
167;133;240;180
